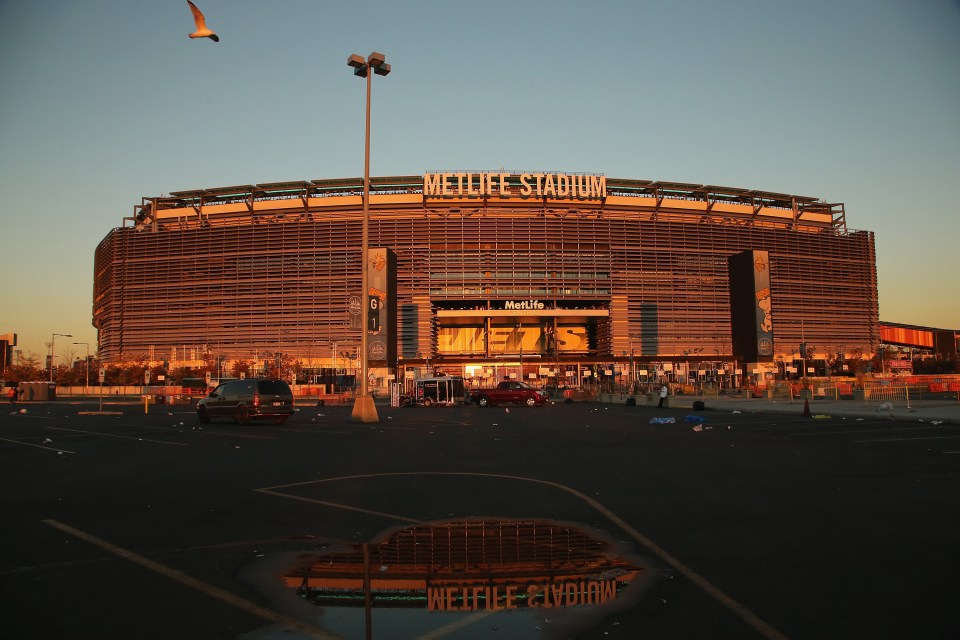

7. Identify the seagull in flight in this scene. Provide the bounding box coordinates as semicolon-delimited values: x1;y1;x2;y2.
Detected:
187;0;219;42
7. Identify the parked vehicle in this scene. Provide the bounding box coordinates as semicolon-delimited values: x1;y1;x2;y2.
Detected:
197;378;294;425
180;377;211;397
414;376;466;406
470;380;548;407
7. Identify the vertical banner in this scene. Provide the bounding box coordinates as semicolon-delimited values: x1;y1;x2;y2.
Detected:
728;250;774;362
366;248;397;366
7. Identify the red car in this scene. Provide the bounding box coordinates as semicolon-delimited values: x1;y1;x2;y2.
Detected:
470;381;548;407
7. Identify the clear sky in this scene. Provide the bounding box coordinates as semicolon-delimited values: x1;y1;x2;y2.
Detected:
1;0;958;360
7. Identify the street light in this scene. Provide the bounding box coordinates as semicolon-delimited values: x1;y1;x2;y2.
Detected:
73;342;90;394
347;51;391;423
49;333;73;382
329;341;338;379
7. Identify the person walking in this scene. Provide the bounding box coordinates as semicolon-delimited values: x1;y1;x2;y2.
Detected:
658;383;668;408
7;385;17;405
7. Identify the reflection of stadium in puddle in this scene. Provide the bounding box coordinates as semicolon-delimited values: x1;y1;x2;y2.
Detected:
281;519;652;637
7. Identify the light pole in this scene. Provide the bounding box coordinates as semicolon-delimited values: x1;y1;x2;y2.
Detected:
73;342;90;394
347;51;391;423
275;328;293;381
331;341;338;380
517;321;523;379
49;333;72;383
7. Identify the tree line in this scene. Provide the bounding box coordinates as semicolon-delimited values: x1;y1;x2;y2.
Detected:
1;351;315;386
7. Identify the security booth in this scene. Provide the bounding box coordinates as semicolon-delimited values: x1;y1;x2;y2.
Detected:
18;382;57;401
414;376;466;407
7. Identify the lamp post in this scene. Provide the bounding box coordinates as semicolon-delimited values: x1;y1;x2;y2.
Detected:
275;328;297;381
73;342;90;395
347;51;391;423
800;318;808;382
331;341;338;379
517;321;523;379
49;333;72;383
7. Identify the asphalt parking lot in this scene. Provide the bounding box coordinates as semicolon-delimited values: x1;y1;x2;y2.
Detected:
2;399;959;639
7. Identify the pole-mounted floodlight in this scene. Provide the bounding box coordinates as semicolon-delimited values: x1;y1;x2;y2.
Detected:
347;54;366;75
347;52;391;423
348;52;391;78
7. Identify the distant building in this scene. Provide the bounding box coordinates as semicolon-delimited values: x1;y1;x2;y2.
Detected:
1;333;16;369
93;172;880;386
880;322;960;360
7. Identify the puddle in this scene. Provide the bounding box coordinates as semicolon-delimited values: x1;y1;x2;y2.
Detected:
249;519;654;638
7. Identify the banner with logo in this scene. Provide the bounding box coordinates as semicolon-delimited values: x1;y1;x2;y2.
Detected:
366;248;396;366
728;250;774;362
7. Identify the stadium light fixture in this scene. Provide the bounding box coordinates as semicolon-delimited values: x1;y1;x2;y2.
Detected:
347;51;391;423
49;333;73;383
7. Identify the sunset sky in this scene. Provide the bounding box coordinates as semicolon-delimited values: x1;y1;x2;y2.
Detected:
1;0;957;360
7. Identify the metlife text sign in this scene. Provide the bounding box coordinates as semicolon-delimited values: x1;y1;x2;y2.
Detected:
504;300;545;310
424;172;606;200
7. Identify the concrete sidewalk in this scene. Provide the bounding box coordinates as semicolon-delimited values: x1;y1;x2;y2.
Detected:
599;392;960;424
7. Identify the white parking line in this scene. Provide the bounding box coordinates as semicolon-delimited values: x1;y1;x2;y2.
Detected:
48;426;188;446
123;423;279;440
856;434;960;443
792;426;956;437
0;437;75;454
42;519;339;639
414;610;497;639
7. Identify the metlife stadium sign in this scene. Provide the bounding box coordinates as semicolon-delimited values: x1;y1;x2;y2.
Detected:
423;171;606;200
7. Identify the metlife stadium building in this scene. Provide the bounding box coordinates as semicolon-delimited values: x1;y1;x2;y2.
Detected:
93;171;878;388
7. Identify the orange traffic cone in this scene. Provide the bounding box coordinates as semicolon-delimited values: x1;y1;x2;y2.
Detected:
803;398;811;417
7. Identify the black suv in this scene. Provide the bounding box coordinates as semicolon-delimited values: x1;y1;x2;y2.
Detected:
196;379;294;425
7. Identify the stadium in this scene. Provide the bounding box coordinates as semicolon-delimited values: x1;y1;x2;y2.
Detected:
93;171;879;390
